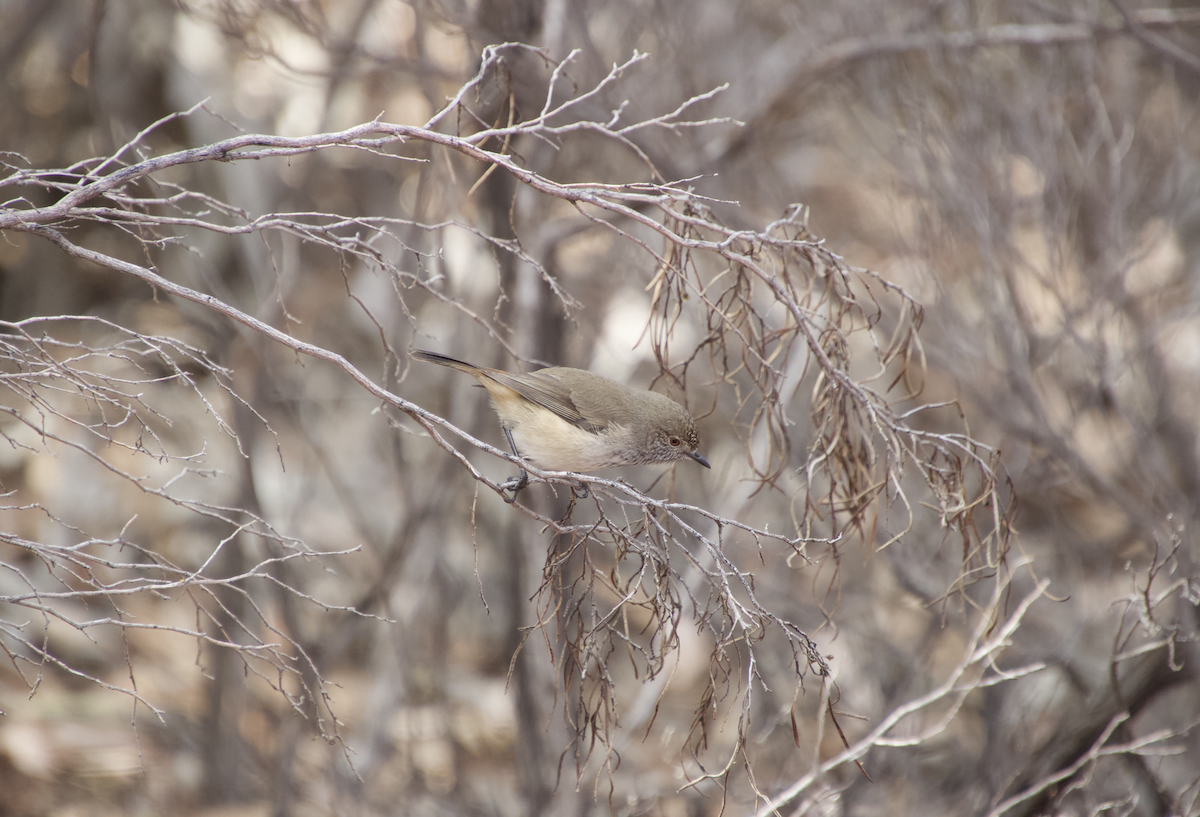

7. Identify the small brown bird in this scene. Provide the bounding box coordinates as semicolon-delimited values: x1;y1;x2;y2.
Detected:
412;350;709;498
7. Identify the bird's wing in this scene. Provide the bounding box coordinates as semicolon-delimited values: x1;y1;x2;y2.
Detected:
487;370;607;433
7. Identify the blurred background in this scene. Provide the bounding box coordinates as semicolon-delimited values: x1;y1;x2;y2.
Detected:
1;1;1199;815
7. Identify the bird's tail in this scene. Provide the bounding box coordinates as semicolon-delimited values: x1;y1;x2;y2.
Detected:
411;349;485;375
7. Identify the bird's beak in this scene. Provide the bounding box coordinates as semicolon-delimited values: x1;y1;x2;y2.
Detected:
689;451;711;469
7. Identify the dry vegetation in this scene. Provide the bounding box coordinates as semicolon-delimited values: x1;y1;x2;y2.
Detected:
1;1;1199;815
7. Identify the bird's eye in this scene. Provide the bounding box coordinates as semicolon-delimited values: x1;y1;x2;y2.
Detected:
669;437;681;447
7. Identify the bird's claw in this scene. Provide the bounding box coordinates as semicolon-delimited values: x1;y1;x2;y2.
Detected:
501;469;529;503
500;467;588;502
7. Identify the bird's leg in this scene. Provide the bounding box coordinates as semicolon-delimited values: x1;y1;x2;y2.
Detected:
500;427;528;502
571;481;590;499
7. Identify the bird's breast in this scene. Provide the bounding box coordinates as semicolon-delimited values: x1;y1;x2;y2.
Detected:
507;413;634;471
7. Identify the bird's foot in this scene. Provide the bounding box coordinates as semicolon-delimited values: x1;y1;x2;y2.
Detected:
570;480;590;499
501;469;529;503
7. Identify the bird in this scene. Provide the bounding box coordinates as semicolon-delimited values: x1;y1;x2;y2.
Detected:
412;350;709;499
